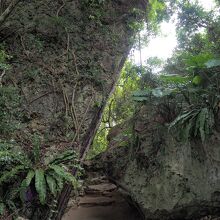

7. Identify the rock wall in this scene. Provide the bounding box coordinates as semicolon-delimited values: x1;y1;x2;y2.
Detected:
99;104;220;219
0;1;148;219
0;0;147;158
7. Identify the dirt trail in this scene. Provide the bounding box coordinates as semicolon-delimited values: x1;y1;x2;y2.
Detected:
62;174;142;220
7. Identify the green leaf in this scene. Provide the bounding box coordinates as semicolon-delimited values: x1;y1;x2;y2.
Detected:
49;150;76;165
46;175;57;196
160;74;192;84
133;90;151;97
152;87;173;97
49;165;77;187
26;170;35;186
185;53;213;69
0;165;26;184
20;170;35;202
205;59;220;68
55;176;64;191
132;96;148;101
49;172;64;191
152;88;163;97
192;75;203;85
169;110;194;129
35;169;47;205
0;202;5;215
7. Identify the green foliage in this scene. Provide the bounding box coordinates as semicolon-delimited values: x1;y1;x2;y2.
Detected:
32;134;41;163
0;165;26;185
160;74;192;85
46;175;57;197
146;0;168;35
49;165;78;187
133;87;174;101
0;48;19;134
0;46;11;70
132;55;220;142
169;107;214;142
0;202;5;215
0;86;21;135
35;169;47;205
84;0;105;6
88;61;141;158
26;34;44;52
81;0;106;25
152;1;220;142
87;125;108;159
205;59;220;68
0;139;82;216
88;0;220;155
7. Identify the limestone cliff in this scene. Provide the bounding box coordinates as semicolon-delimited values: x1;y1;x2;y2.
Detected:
0;0;148;219
97;104;220;219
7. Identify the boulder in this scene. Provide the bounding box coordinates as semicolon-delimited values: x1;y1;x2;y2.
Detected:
97;105;220;219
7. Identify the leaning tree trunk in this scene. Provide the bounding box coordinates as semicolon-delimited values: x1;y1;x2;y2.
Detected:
0;0;148;219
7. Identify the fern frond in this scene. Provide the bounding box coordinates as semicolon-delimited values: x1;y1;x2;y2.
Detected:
49;165;78;187
0;165;26;184
35;169;46;205
49;150;76;165
0;202;5;215
46;175;57;197
0;150;13;162
0;149;30;166
170;106;215;142
20;170;35;202
5;200;17;212
169;110;195;129
5;185;20;201
49;173;64;192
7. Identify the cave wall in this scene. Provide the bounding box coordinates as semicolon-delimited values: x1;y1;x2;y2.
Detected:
0;0;148;159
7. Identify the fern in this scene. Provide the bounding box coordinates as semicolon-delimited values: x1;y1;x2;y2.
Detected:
0;165;26;184
49;173;64;192
46;175;57;197
49;150;76;165
35;169;47;205
0;148;30;166
0;140;81;213
5;200;17;213
49;164;78;187
20;170;35;201
0;202;5;215
169;107;214;142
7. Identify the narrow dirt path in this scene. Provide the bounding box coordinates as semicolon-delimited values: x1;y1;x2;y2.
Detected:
62;174;142;220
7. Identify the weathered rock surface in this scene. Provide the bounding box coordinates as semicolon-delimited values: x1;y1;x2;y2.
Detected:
0;0;148;218
85;183;117;194
79;196;115;207
95;104;220;219
2;0;147;159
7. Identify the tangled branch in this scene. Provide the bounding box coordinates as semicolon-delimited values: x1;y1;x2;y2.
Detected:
0;0;21;27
